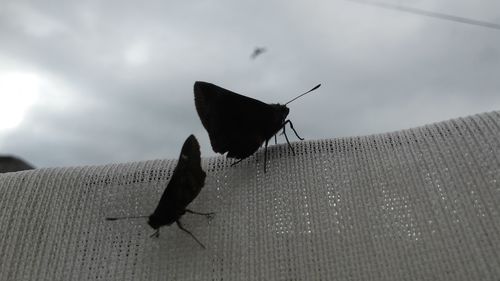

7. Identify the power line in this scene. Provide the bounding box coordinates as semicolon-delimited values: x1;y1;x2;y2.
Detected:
347;0;500;30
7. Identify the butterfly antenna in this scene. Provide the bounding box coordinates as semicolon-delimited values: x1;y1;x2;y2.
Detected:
105;215;149;221
284;84;321;105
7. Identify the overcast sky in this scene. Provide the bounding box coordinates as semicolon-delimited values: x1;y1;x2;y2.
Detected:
0;0;499;168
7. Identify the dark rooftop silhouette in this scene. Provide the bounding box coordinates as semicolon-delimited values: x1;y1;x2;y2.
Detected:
0;156;35;173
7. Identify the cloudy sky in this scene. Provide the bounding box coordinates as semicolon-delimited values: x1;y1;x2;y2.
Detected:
0;0;499;168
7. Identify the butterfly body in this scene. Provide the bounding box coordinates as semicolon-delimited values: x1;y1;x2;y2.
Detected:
194;81;291;162
107;135;212;248
148;134;206;229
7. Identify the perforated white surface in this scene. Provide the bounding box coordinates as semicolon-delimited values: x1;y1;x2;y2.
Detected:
1;111;500;280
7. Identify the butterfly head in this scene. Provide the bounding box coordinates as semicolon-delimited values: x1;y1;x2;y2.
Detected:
147;211;179;229
147;214;162;229
271;104;290;124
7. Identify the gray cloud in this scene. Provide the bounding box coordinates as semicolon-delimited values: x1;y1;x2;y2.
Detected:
0;0;499;167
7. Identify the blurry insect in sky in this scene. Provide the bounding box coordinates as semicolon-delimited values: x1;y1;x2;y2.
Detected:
250;47;267;59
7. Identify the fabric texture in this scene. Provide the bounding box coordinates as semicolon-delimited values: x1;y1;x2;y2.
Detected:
1;111;499;281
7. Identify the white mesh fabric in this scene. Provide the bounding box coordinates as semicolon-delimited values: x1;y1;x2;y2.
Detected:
1;111;500;281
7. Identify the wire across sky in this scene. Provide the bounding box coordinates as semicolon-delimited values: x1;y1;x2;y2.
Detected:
348;0;500;30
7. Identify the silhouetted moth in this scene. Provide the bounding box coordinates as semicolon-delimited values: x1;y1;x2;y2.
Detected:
106;135;213;248
194;81;321;172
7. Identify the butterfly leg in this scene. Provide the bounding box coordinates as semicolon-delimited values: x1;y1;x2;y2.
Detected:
284;120;304;140
186;209;215;220
282;124;296;156
230;158;244;167
176;220;206;249
149;229;160;238
264;139;269;173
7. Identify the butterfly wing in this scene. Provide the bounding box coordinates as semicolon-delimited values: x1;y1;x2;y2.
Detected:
150;135;206;226
194;81;280;159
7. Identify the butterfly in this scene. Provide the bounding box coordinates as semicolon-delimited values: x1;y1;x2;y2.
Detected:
194;81;320;172
106;135;213;248
250;47;267;59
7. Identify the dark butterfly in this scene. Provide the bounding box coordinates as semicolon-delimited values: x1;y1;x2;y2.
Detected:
106;135;213;248
194;81;321;172
250;47;267;59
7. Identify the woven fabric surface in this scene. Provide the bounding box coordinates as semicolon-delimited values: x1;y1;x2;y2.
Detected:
1;111;500;281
